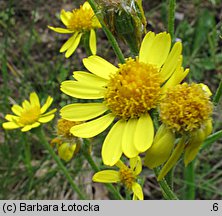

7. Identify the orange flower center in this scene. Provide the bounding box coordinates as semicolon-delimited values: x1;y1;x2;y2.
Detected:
119;167;135;189
66;5;99;31
160;83;213;133
19;106;40;125
104;58;162;119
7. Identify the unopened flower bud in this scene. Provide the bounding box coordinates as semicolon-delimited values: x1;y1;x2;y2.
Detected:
96;0;147;55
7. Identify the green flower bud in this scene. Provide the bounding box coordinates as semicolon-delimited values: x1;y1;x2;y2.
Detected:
96;0;147;55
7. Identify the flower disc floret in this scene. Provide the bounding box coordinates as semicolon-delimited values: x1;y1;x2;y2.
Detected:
57;119;81;138
19;106;40;125
66;5;99;31
105;58;162;119
119;166;136;189
160;83;213;133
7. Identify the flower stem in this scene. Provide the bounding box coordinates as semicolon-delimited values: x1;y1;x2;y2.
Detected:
213;80;222;105
83;32;93;56
82;139;124;200
35;127;86;200
184;161;195;199
87;0;125;64
154;167;178;200
165;167;174;190
21;133;33;176
168;0;176;39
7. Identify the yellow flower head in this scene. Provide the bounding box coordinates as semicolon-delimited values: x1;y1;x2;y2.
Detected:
93;156;143;200
145;83;213;180
48;2;101;57
51;118;82;162
2;92;57;132
57;142;77;162
160;82;213;134
57;118;81;138
60;31;189;166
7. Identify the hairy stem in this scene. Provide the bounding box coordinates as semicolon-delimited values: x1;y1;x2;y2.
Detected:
88;0;125;63
154;168;178;200
35;127;86;200
184;161;195;199
168;0;176;39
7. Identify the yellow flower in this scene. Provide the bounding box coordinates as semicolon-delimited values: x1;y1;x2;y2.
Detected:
48;2;101;58
2;92;57;132
60;31;189;166
57;142;77;162
144;83;213;180
57;118;81;139
51;118;82;162
93;156;143;200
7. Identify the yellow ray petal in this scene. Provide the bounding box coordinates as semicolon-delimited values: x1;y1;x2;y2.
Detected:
48;26;75;34
30;122;41;128
122;119;140;158
11;104;23;116
162;67;190;92
65;33;82;58
22;100;31;110
83;55;118;80
30;92;40;107
5;114;19;122
61;80;105;99
146;32;171;68
160;42;182;81
89;29;96;55
139;31;155;64
73;71;108;87
184;129;205;166
41;108;57;117
173;66;190;86
92;170;120;183
132;183;144;200
21;125;33;132
130;156;142;176
60;9;72;26
60;32;78;53
134;113;154;152
70;113;115;138
115;160;126;169
40;96;53;114
83;1;91;9
60;103;108;121
158;137;186;181
2;122;20;130
21;122;40;132
102;120;125;166
38;114;55;123
200;83;212;96
144;129;175;169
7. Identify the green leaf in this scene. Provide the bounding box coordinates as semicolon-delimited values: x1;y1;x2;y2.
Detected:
57;67;69;82
195;58;215;70
192;10;216;56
